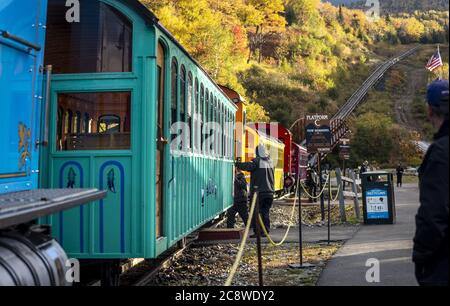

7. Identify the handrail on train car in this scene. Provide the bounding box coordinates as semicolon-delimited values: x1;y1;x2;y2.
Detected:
0;30;41;51
36;65;53;148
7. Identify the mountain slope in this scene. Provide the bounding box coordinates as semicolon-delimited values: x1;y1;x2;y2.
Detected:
324;0;449;13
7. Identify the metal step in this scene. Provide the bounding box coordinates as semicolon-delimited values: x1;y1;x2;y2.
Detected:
0;189;106;229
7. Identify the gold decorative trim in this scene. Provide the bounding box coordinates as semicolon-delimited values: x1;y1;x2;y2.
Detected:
0;172;27;179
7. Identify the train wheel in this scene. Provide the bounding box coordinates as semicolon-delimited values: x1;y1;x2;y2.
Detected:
100;260;121;286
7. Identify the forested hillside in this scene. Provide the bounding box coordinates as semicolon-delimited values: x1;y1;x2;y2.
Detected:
141;0;447;125
327;0;449;14
140;0;448;166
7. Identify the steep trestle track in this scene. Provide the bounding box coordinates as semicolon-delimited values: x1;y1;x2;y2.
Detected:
301;45;421;164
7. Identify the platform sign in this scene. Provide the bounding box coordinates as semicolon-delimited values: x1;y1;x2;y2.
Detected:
339;139;351;160
305;114;331;153
365;189;389;219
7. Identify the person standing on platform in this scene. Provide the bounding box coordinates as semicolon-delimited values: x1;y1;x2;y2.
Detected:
227;169;249;228
396;164;405;187
306;165;317;203
235;144;275;238
413;79;449;286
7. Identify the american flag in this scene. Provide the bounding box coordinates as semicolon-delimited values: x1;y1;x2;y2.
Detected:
426;50;443;72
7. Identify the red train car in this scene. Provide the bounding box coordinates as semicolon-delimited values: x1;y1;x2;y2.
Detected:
291;142;308;182
248;123;293;176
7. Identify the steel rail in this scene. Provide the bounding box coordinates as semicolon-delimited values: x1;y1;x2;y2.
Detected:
305;45;421;166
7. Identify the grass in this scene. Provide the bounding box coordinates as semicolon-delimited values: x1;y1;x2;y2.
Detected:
401;175;419;184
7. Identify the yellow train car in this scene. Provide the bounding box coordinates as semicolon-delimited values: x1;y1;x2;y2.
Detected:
219;85;285;193
245;126;285;193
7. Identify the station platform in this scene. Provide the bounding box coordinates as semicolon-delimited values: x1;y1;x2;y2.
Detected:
317;184;420;286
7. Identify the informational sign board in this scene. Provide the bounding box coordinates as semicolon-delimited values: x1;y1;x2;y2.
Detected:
365;188;389;219
305;114;331;153
339;144;351;160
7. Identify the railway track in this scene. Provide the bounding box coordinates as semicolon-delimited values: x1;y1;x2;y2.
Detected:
332;45;421;121
123;215;229;286
128;193;296;286
305;45;421;165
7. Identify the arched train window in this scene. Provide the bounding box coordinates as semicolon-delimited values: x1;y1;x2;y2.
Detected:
187;72;193;151
45;0;132;73
180;65;186;125
171;58;178;127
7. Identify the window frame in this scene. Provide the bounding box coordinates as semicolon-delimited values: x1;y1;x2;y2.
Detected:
187;71;193;152
55;91;132;152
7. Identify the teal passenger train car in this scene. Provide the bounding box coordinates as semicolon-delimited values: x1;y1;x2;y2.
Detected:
40;0;236;260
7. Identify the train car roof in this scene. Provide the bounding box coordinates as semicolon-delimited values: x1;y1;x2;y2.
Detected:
246;126;284;146
218;85;246;105
248;123;293;136
124;0;236;109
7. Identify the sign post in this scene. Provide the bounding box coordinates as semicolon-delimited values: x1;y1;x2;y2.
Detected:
339;138;351;189
305;115;332;155
305;114;331;221
339;139;351;161
289;186;315;269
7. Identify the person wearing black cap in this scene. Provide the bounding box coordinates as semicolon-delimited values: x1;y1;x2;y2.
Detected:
413;79;449;286
235;144;275;238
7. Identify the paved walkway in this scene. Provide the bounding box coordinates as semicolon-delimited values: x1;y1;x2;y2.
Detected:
317;183;419;286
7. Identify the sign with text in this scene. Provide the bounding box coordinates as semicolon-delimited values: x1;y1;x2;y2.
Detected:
305;114;331;153
339;139;351;160
365;189;389;219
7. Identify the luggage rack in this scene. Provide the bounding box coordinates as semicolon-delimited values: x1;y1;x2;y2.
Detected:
0;189;107;229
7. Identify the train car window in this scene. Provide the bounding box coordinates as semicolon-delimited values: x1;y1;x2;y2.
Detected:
194;78;199;152
227;112;230;159
98;115;121;134
75;111;82;133
224;110;228;159
57;108;63;142
64;110;73;135
180;65;186;125
200;84;205;154
187;72;193;151
83;113;90;134
220;104;224;157
56;92;131;151
210;93;214;155
220;102;224;158
232;114;235;160
171;58;178;128
231;113;234;159
214;97;218;156
45;0;132;73
205;89;209;155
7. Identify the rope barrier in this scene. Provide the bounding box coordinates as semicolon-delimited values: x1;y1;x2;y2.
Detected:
224;192;258;286
299;174;330;199
225;171;340;285
257;177;301;246
329;181;342;202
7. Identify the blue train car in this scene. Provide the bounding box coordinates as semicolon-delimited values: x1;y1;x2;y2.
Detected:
0;0;106;286
0;0;48;192
38;0;237;262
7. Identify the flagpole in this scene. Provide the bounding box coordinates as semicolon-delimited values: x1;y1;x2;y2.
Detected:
438;44;443;80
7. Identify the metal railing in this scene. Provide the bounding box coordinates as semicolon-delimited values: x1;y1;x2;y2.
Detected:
305;45;421;165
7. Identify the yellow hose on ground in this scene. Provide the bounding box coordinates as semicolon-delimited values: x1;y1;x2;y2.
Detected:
224;192;258;286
